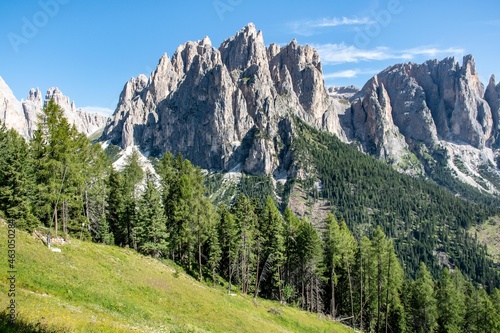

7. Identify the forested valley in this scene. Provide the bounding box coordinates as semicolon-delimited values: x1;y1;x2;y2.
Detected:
1;101;499;332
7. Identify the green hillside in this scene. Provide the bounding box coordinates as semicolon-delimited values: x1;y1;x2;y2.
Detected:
0;221;352;333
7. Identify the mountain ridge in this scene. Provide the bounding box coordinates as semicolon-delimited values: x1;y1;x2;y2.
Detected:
98;23;500;196
0;77;109;138
102;23;346;176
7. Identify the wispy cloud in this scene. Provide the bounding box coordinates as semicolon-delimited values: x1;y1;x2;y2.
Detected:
80;106;114;117
324;68;380;79
399;47;465;60
312;17;375;27
314;44;465;65
289;16;374;36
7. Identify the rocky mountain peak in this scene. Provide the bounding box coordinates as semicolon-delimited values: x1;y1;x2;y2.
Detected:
219;22;268;72
349;55;493;151
27;88;42;104
0;77;108;138
0;76;28;137
101;24;346;175
462;54;477;76
46;87;77;114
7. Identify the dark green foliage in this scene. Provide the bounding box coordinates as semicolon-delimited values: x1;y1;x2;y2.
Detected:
256;197;285;299
0;124;37;231
135;173;169;258
0;311;66;333
292;118;500;289
2;102;500;333
435;269;465;333
406;263;437;333
31;99;113;238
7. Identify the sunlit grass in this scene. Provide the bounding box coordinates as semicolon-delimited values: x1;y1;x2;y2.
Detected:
0;222;353;332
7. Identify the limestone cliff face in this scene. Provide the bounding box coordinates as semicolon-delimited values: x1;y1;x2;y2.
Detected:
485;75;500;147
44;88;108;136
0;77;108;139
102;23;345;175
348;55;500;191
350;56;493;152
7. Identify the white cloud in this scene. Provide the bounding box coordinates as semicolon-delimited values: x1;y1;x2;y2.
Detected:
324;70;360;79
289;16;374;36
314;44;393;64
314;44;465;65
312;17;375;28
80;106;114;117
324;68;381;79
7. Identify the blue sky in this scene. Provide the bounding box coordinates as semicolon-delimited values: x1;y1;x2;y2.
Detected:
1;0;499;115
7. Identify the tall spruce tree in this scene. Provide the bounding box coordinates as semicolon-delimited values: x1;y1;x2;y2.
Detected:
323;213;342;317
257;196;285;300
135;173;169;258
0;124;37;230
436;268;466;333
217;204;239;294
407;262;438;333
232;195;258;295
295;218;323;312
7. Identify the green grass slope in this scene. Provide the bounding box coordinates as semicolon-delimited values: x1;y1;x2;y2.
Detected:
0;222;352;333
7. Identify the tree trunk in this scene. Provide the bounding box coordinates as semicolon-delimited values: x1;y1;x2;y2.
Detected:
385;253;392;333
316;275;321;313
241;232;247;294
331;268;336;318
228;263;232;294
377;251;382;333
360;253;364;331
254;241;260;299
198;227;202;281
348;264;354;328
301;275;305;309
62;200;67;237
278;266;282;303
54;205;58;238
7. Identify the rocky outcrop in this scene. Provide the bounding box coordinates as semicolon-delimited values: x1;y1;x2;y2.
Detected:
485;75;500;147
0;77;108;138
102;23;345;175
349;56;493;153
347;55;499;191
44;88;108;136
0;76;30;137
328;86;360;101
349;75;411;162
22;88;43;137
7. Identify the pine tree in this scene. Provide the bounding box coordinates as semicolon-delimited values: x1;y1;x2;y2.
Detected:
295;218;322;312
232;195;258;295
338;219;357;327
106;169;127;246
282;206;300;299
407;262;438;333
323;213;342;318
257;196;285;300
135;174;168;258
121;148;144;248
436;268;465;333
217;204;239;294
31;99;72;235
0;124;37;230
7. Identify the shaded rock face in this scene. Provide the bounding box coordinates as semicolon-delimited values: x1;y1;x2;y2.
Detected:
485;75;500;147
348;55;495;156
0;77;108;139
102;23;345;175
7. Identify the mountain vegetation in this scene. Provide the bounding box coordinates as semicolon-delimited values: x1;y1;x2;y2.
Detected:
1;100;499;332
